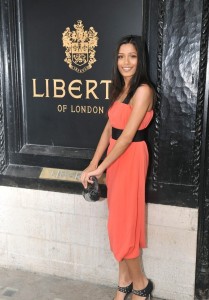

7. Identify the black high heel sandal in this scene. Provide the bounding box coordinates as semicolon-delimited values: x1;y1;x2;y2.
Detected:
132;279;153;299
113;282;133;300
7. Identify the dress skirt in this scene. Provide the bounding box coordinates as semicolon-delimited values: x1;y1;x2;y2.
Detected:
106;101;153;262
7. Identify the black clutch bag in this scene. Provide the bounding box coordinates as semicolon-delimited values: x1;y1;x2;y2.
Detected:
82;176;101;202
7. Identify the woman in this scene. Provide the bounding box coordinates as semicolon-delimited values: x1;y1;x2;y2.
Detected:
81;35;154;300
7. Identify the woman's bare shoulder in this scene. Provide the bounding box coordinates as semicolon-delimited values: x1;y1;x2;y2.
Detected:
132;84;154;107
135;84;153;98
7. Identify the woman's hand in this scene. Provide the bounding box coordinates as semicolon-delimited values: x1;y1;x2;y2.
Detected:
81;165;104;189
80;163;97;188
80;164;97;187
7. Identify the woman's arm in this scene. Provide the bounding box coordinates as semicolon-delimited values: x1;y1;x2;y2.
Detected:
90;119;112;167
80;119;112;185
85;85;153;185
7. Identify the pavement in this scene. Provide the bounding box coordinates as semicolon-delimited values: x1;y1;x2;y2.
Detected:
0;268;162;300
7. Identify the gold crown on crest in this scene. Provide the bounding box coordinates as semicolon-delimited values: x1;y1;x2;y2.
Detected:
62;20;99;73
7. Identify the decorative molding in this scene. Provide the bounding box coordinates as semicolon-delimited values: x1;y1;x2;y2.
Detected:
0;102;6;173
195;0;209;298
152;0;165;190
193;0;209;199
0;0;8;174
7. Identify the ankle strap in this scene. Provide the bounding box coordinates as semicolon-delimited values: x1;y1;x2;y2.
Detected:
132;280;153;297
118;282;133;294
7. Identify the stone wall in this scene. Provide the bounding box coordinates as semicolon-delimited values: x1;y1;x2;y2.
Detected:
0;186;198;300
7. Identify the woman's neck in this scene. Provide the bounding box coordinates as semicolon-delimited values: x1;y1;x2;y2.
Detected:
123;77;131;91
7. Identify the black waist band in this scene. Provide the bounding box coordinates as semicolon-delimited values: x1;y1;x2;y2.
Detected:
112;127;147;142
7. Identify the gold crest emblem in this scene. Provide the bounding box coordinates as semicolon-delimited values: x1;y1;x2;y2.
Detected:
62;20;98;73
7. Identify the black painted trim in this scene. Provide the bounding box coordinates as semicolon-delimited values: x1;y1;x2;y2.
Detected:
0;164;107;197
0;0;8;173
146;181;197;208
193;0;209;199
152;0;165;191
195;0;209;297
0;163;195;208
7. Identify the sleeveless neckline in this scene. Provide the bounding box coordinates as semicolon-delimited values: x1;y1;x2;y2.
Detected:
115;100;153;113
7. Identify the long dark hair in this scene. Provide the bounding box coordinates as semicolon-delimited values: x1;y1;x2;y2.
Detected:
109;35;154;107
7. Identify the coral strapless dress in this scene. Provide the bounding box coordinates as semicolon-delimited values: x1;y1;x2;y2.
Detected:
106;101;153;262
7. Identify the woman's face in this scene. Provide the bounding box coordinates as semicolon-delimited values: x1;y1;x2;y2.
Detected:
117;43;138;79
